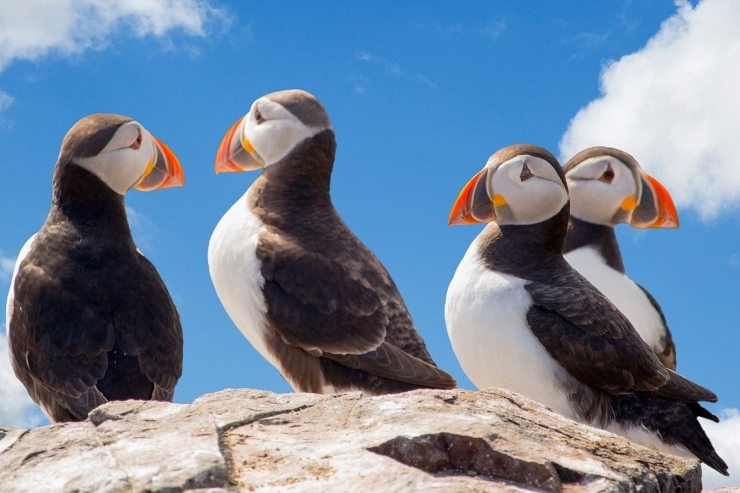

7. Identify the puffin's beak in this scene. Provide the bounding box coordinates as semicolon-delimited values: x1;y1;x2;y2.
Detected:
448;167;497;225
630;171;679;228
135;135;185;191
215;117;264;173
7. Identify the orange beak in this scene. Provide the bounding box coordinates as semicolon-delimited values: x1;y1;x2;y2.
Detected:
448;168;497;226
215;116;263;174
135;135;184;191
630;171;679;228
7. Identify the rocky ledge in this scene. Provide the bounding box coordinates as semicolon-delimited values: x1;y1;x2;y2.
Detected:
0;387;709;492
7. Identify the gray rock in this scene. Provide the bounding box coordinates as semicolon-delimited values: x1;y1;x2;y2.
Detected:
0;388;709;492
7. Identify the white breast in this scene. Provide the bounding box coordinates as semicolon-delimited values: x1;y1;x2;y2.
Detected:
564;246;666;354
208;191;278;369
445;235;576;420
5;234;37;337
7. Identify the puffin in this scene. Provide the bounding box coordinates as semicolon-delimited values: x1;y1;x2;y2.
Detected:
563;147;678;369
208;89;455;395
444;144;727;475
6;114;185;423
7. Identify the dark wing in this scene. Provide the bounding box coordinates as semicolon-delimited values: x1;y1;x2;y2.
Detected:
324;342;456;388
524;266;714;401
115;253;183;401
9;253;115;419
257;229;455;389
636;283;677;370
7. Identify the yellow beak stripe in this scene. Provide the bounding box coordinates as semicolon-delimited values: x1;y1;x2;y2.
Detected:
492;194;507;207
620;196;638;211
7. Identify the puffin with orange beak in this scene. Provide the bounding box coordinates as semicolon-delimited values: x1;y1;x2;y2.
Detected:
444;144;727;475
6;114;185;422
208;89;455;395
562;147;679;370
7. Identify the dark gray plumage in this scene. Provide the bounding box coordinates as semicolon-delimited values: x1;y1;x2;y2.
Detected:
210;90;455;396
6;114;183;422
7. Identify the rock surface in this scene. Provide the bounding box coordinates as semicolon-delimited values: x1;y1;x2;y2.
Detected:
0;387;711;492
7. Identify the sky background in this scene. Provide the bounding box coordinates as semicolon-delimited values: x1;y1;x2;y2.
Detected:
0;0;738;487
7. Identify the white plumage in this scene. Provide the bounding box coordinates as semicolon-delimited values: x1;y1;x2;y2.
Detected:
565;246;666;356
445;233;575;420
208;191;274;369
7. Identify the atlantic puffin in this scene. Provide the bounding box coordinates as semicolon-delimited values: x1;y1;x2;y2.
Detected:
444;144;727;474
6;114;185;423
563;147;678;369
208;89;455;395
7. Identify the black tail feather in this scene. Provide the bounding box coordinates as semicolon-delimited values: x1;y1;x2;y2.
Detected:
611;395;728;476
688;402;719;423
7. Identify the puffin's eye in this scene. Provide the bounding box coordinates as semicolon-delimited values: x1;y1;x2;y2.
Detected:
519;163;534;182
600;164;615;183
130;130;143;150
255;107;265;124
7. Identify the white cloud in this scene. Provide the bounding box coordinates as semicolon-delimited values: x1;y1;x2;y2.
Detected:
0;252;15;283
352;51;437;91
126;205;158;253
484;20;506;40
0;91;12;112
701;408;740;489
560;0;740;219
0;326;44;428
0;0;226;71
346;73;369;94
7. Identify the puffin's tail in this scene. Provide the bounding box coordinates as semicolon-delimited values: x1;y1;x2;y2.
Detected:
611;395;728;476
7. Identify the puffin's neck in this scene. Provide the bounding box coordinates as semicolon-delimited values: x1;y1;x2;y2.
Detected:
50;162;134;243
249;129;337;223
478;206;570;280
563;216;624;273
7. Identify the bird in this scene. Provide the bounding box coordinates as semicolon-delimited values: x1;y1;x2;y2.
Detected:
6;113;185;423
444;144;727;475
563;147;678;369
208;89;455;395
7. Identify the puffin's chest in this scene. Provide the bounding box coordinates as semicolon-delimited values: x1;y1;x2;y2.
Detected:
208;192;273;361
445;240;575;419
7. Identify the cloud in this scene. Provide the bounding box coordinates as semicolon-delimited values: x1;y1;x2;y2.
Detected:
562;32;609;49
346;74;369;94
560;0;740;219
126;205;158;253
0;326;44;428
0;0;227;71
483;20;506;40
0;91;12;111
0;251;15;283
354;52;381;63
701;408;740;489
352;52;437;91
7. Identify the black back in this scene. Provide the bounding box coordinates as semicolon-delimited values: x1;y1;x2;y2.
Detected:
8;116;182;422
249;130;455;394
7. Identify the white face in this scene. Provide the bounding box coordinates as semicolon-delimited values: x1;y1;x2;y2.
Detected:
488;155;569;225
74;121;155;195
565;156;637;225
241;97;332;167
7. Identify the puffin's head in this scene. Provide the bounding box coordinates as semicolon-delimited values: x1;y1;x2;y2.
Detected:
215;89;333;173
563;147;678;228
60;113;184;195
448;144;568;227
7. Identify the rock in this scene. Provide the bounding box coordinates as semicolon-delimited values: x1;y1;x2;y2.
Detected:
0;388;707;492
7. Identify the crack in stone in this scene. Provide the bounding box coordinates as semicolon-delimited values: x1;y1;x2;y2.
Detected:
91;422;134;490
213;402;323;488
0;429;29;457
368;432;563;493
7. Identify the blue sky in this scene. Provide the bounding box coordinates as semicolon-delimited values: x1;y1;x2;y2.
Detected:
0;0;738;487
